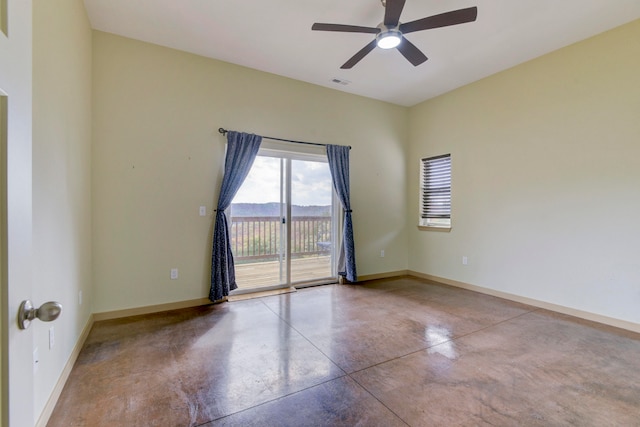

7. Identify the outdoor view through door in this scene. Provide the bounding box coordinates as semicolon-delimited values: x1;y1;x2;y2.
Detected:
229;150;337;292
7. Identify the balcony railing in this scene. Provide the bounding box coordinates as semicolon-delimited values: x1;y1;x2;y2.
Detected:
230;216;332;262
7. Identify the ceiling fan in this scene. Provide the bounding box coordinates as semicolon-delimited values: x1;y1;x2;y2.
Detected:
312;0;478;69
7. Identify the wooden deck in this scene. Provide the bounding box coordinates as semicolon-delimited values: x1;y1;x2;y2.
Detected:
235;256;333;290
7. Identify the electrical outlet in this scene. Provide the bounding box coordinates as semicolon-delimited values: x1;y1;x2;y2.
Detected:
199;206;206;216
49;327;55;349
78;290;83;305
170;268;178;280
462;256;468;265
380;250;385;258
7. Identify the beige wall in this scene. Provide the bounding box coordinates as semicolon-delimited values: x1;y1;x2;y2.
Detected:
32;0;93;420
408;19;640;324
92;32;408;312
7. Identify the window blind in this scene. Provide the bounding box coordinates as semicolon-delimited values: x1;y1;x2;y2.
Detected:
421;154;451;220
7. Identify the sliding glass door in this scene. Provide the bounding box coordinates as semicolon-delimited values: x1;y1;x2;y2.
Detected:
289;158;336;283
229;155;287;289
229;148;337;292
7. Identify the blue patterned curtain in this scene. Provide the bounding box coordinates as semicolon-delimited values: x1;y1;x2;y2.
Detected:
209;131;262;301
326;145;357;282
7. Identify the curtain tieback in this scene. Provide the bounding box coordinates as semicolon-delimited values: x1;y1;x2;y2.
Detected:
345;210;353;213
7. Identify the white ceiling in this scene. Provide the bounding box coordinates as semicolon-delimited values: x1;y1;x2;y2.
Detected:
83;0;640;107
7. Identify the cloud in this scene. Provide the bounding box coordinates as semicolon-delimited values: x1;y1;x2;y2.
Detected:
233;156;333;206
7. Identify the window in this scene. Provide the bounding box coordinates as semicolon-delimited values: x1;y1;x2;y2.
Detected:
420;154;451;229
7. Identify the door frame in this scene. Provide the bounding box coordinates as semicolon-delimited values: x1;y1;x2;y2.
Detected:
229;142;340;294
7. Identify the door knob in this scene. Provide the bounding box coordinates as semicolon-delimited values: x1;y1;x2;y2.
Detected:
18;300;62;330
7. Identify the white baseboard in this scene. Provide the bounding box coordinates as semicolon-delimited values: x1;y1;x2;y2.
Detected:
93;297;213;321
408;271;640;334
36;313;95;427
357;270;410;282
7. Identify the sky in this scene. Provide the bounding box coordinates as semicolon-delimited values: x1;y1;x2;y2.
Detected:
233;156;333;206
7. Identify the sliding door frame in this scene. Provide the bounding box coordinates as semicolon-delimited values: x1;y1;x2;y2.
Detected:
229;142;340;295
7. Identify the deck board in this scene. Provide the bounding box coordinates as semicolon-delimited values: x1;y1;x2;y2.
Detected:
235;256;332;290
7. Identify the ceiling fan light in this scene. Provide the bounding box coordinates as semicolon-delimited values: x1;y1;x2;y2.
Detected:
376;30;402;49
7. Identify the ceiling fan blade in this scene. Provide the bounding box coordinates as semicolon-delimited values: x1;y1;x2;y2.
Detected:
341;40;378;69
397;37;428;66
312;23;380;34
384;0;406;27
399;7;478;34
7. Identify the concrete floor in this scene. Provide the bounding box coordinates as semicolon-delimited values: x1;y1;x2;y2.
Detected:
48;277;640;426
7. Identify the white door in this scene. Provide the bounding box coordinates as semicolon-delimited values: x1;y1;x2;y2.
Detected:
1;0;35;426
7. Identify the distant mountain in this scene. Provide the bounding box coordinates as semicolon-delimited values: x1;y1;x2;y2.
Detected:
230;203;331;217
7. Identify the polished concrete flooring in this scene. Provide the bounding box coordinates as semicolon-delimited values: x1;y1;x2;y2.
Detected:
48;277;640;426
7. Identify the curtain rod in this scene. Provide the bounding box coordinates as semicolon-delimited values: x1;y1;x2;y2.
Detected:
218;128;351;150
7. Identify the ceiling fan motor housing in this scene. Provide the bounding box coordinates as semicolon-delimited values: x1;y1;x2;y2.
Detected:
376;24;402;49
